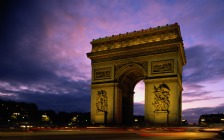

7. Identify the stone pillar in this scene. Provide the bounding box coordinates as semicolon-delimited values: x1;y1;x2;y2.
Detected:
144;77;181;126
120;90;134;125
167;80;182;126
144;79;155;125
154;111;168;126
114;83;122;124
90;83;119;124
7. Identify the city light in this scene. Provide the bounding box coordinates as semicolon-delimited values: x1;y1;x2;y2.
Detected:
42;114;50;122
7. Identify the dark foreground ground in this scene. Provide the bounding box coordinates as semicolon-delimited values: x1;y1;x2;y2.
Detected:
1;127;224;140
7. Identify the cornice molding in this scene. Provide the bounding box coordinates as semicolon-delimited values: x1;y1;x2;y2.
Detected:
88;39;181;63
91;23;181;45
87;23;186;65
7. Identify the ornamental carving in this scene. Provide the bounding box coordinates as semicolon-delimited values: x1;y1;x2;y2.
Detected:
114;63;126;74
152;59;174;74
138;61;148;71
152;84;170;111
90;23;180;52
94;67;111;80
114;61;148;76
96;90;108;112
88;43;179;63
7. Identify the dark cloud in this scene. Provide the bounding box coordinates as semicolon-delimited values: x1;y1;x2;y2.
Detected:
182;89;223;104
182;45;224;104
182;104;224;124
182;90;223;103
134;103;224;124
183;91;211;97
1;0;88;79
133;103;224;124
183;97;223;103
0;0;52;83
183;45;224;84
183;84;205;91
0;79;91;112
0;0;92;113
134;103;144;115
19;91;90;113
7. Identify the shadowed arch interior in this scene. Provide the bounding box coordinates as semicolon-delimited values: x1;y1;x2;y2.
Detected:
115;63;146;124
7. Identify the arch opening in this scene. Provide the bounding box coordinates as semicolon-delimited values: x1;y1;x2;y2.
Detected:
116;65;146;124
134;80;145;115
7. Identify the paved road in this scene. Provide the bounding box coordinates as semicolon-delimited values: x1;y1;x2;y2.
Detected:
0;127;223;140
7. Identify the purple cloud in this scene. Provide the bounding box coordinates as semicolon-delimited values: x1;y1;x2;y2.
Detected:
182;104;224;124
134;103;144;115
183;45;224;84
183;97;223;103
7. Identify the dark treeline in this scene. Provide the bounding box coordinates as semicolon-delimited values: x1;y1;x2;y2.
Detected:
198;113;224;126
0;99;90;126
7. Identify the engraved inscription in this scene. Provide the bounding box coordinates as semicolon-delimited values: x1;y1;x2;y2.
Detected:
152;59;174;74
94;67;111;80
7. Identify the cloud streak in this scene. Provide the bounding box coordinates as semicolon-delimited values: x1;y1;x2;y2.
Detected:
0;79;91;112
182;103;224;124
183;45;224;84
183;97;223;103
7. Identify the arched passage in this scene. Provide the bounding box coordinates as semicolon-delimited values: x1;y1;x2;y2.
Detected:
134;80;145;116
115;63;147;124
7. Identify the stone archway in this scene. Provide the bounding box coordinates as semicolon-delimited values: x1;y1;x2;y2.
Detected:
115;63;147;124
87;23;186;126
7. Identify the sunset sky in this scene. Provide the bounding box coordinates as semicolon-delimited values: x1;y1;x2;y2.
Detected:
1;0;224;123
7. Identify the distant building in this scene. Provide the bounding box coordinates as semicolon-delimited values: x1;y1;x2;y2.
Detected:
0;99;91;127
0;99;39;125
198;113;224;126
181;119;188;126
133;115;144;126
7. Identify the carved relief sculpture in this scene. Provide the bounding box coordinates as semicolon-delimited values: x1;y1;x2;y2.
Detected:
152;59;174;74
94;67;111;80
152;84;170;111
96;90;108;112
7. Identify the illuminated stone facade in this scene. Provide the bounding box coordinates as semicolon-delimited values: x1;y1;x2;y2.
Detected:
87;23;186;126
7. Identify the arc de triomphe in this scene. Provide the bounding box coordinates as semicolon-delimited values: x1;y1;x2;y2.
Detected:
87;23;186;126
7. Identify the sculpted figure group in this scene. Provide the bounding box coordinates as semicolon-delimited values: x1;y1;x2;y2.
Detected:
153;84;170;111
96;90;108;112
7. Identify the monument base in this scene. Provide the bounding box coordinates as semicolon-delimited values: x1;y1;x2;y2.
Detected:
154;111;168;126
